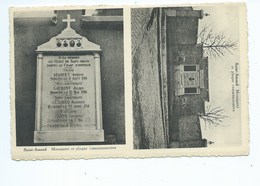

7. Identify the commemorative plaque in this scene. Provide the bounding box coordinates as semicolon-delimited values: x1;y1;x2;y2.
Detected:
34;14;104;143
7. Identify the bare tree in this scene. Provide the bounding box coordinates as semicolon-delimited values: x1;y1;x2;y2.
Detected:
198;25;238;58
198;104;228;129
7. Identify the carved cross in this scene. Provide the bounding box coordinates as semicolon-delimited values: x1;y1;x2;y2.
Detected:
62;14;75;28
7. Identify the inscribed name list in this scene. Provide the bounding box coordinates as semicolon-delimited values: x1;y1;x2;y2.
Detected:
40;55;96;131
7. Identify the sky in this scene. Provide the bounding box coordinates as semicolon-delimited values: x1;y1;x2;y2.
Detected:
194;5;242;147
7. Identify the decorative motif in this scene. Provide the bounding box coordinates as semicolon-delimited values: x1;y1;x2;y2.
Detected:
175;96;188;109
36;14;101;52
69;40;75;47
62;14;75;29
56;38;82;48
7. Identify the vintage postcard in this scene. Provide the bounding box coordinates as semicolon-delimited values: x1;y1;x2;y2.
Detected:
10;4;248;160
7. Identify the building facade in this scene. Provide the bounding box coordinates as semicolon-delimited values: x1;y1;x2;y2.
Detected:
132;7;208;149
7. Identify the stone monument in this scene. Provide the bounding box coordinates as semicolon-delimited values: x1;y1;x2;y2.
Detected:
34;14;104;143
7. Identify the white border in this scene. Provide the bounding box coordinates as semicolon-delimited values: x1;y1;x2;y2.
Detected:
1;0;259;186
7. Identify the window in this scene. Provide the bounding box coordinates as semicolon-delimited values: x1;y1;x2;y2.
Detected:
184;65;197;72
184;87;199;94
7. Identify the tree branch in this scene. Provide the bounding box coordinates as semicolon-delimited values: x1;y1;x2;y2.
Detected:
198;25;238;58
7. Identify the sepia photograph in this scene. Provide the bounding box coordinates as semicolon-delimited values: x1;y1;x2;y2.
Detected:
1;0;259;185
10;4;248;160
13;8;125;146
132;5;247;150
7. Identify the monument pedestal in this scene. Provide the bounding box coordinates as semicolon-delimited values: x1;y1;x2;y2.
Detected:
34;14;104;143
34;130;104;143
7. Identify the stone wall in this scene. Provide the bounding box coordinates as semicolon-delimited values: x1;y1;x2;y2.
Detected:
178;115;202;141
132;8;167;149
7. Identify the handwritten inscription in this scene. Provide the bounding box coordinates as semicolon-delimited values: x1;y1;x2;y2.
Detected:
40;55;96;131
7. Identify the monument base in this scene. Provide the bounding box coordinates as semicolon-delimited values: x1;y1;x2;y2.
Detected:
34;130;104;143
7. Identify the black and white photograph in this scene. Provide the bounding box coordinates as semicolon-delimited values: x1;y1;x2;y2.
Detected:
1;0;259;185
10;4;248;159
132;5;248;150
13;8;125;147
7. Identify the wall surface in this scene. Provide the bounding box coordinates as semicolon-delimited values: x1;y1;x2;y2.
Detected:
178;115;202;141
14;10;125;146
131;8;206;148
132;8;167;149
166;13;207;144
